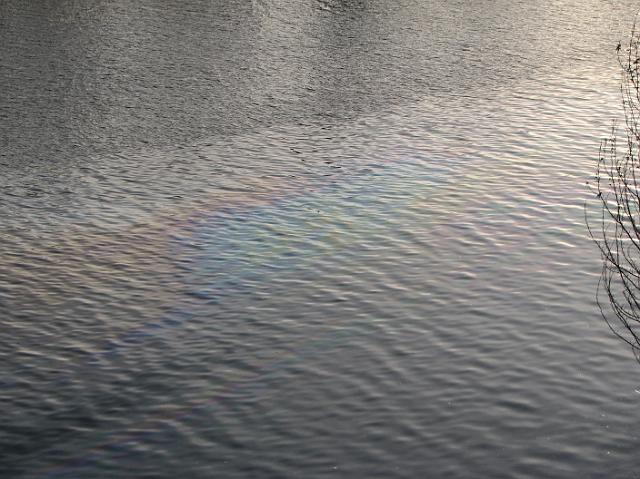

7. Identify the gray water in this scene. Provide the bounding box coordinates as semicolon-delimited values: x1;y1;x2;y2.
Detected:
2;0;640;477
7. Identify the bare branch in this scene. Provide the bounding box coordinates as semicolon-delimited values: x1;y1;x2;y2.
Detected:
588;21;640;356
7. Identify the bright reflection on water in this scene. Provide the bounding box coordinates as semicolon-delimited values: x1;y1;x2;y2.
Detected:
2;0;640;478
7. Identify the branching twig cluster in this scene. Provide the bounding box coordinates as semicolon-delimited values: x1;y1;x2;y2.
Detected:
589;18;640;359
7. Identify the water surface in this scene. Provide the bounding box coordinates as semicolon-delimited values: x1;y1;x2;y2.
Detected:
2;1;640;477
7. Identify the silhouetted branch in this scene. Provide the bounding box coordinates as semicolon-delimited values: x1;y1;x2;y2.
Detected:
589;17;640;359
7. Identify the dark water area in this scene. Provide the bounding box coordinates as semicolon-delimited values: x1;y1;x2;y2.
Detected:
2;0;640;478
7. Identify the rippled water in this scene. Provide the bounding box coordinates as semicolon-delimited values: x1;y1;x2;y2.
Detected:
3;0;640;477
